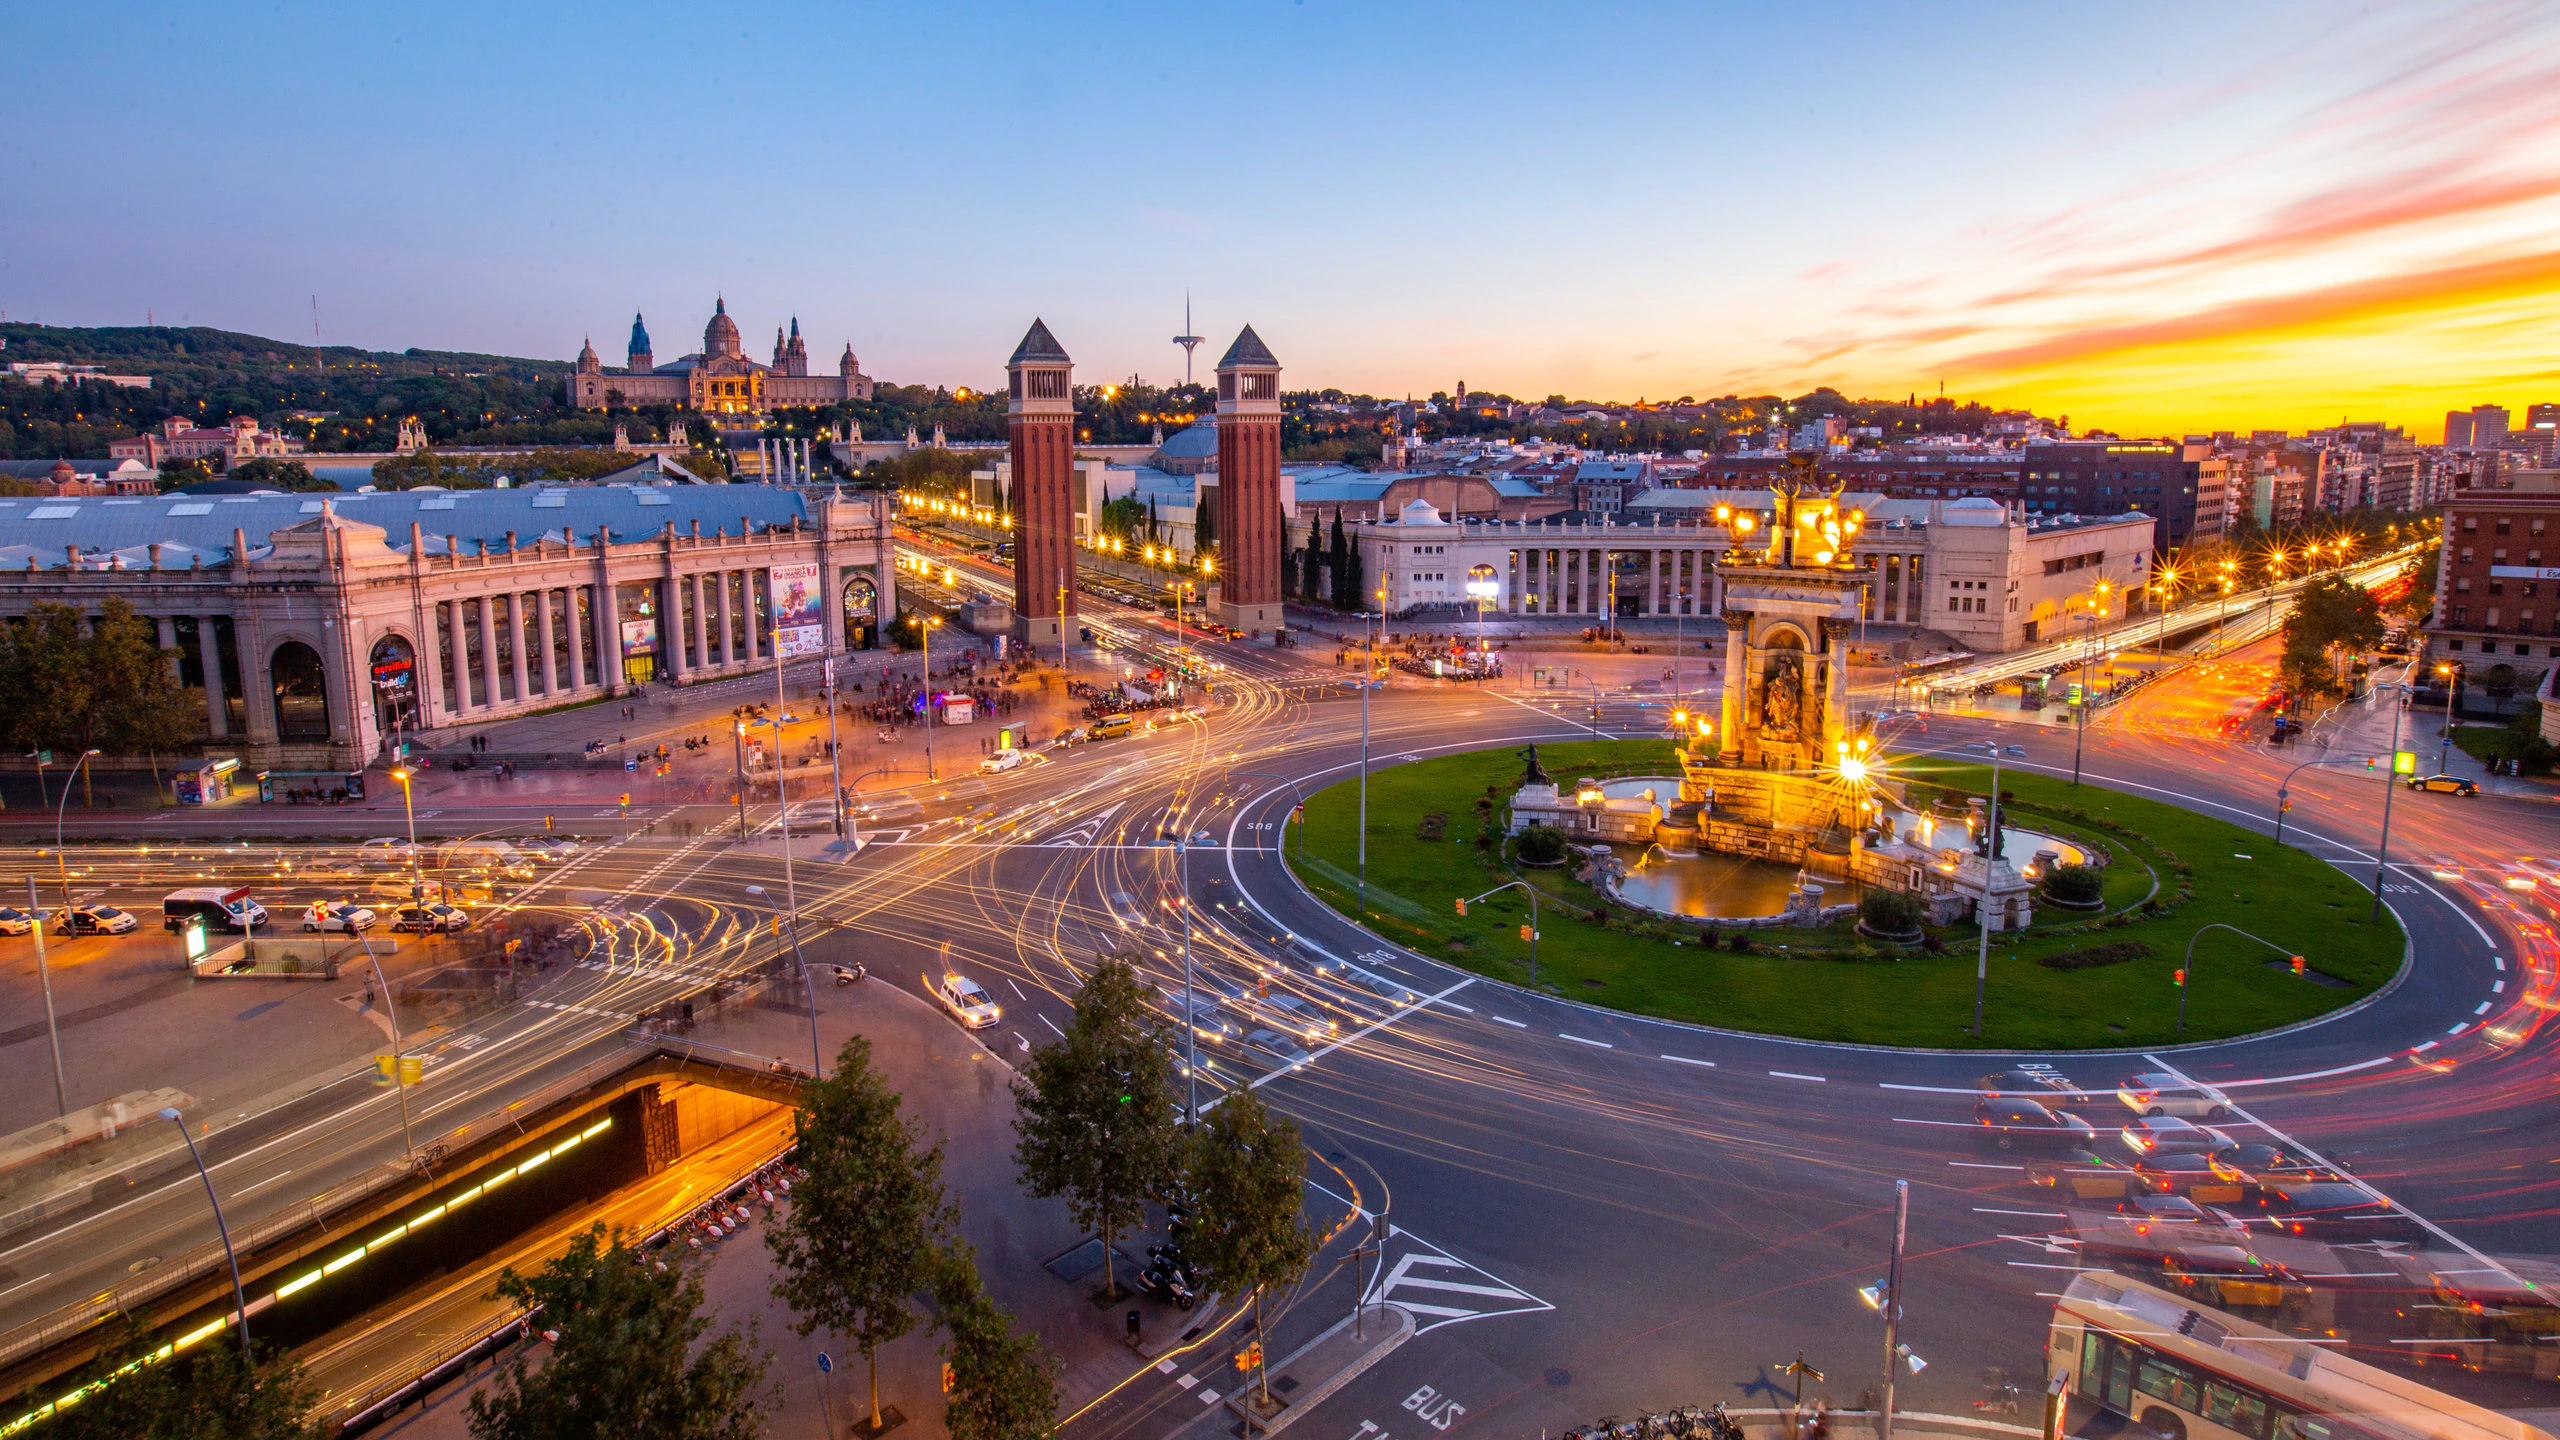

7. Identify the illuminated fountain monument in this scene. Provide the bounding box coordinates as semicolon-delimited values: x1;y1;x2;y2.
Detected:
1511;458;2040;930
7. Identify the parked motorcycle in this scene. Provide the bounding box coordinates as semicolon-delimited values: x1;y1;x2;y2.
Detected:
1137;1254;1196;1310
832;963;867;986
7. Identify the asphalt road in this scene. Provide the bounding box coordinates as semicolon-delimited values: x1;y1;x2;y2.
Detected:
1;554;2552;1437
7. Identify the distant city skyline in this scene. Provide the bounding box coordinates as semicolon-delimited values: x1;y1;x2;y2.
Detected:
6;1;2556;440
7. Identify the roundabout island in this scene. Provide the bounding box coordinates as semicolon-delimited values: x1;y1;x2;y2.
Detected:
1285;480;2404;1049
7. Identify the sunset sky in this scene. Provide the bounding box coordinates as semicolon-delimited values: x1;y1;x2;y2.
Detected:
7;1;2557;440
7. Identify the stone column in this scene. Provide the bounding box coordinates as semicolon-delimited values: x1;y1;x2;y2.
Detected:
154;615;179;682
445;594;471;707
506;592;532;704
566;587;589;691
198;617;230;738
1825;621;1851;744
475;597;501;710
717;573;736;666
689;573;708;670
1719;612;1749;762
536;589;558;695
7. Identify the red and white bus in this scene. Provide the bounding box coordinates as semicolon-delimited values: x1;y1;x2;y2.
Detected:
2048;1273;2549;1440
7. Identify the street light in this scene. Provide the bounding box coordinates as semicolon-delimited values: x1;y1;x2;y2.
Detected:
2434;660;2462;774
744;884;824;1079
1461;879;1542;991
912;615;944;781
53;749;100;918
162;1107;250;1359
1465;564;1500;676
389;766;423;910
2177;923;2305;1034
350;927;414;1164
1359;589;1385;908
2072;608;2106;786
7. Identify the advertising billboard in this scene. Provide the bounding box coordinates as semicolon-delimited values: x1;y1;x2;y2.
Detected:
769;562;825;657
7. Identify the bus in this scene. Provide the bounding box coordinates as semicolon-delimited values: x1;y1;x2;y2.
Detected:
2048;1274;2550;1440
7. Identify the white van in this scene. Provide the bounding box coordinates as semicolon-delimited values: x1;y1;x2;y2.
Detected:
162;888;269;933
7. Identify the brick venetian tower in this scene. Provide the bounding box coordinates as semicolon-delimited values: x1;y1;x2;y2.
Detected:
1008;319;1079;650
1212;325;1285;634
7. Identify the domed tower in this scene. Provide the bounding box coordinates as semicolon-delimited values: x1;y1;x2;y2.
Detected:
785;317;810;377
626;313;653;374
1214;325;1284;634
1007;318;1078;650
575;337;602;375
773;326;789;370
838;342;860;377
703;297;742;360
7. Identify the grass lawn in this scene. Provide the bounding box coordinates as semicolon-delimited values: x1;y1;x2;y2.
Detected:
2452;722;2550;774
1288;740;2404;1049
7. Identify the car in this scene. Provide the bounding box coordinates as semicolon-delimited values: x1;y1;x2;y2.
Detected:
510;839;570;865
392;903;472;933
2004;744;2028;756
2113;1192;2249;1236
2207;1143;2334;1190
1358;972;1422;1006
2253;1182;2423;1243
932;973;1002;1029
357;837;423;862
1978;1068;2089;1105
1162;992;1241;1043
1245;1028;1314;1070
2117;1073;2232;1119
1972;1098;2097;1151
2406;774;2480;796
0;906;32;937
2120;1116;2238;1156
1246;991;1338;1043
978;749;1026;774
523;835;582;857
51;904;140;936
2022;1149;2137;1198
1087;714;1135;740
2130;1150;2235;1194
302;903;378;933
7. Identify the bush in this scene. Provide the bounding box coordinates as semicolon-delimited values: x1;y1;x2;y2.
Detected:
1516;824;1567;865
2035;940;2153;971
2043;864;2105;905
1858;889;1926;935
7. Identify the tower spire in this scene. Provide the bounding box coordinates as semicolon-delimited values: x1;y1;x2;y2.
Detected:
1172;293;1205;386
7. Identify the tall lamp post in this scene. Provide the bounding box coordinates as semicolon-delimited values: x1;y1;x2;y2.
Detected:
744;885;824;1078
1466;565;1499;677
2177;923;2303;1034
53;749;100;917
162;1107;250;1359
351;928;414;1163
390;765;423;910
911;614;943;781
1358;590;1383;907
2434;660;2463;774
2072;604;2107;786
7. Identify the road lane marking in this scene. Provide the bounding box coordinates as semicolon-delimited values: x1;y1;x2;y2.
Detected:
1558;1034;1613;1049
1175;1374;1196;1389
0;1273;49;1300
1949;1161;2022;1170
235;1171;295;1195
1659;1054;1715;1067
1040;1014;1066;1038
1975;1207;2065;1218
1492;1016;1527;1028
2447;1023;2468;1034
2475;1001;2493;1014
1770;1070;1826;1082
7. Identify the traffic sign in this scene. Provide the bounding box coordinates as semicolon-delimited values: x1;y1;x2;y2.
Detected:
2392;751;2417;775
817;1351;832;1374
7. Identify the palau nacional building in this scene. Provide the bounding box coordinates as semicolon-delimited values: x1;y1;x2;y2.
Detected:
0;313;1296;780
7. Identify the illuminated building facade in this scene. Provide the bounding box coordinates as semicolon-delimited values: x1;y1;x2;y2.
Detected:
570;301;874;415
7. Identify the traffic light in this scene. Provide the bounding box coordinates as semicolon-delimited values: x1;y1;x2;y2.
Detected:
941;1362;956;1394
1455;898;1468;916
2290;956;2306;976
1520;925;1535;943
2172;968;2186;986
1234;1342;1263;1372
544;813;555;831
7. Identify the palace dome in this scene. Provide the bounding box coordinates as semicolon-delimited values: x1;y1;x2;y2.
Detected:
703;297;742;359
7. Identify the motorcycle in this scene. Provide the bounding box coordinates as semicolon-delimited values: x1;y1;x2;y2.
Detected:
1145;1242;1203;1290
1137;1254;1196;1310
832;963;867;986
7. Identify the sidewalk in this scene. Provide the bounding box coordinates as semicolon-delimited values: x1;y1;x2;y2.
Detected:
2300;683;2560;804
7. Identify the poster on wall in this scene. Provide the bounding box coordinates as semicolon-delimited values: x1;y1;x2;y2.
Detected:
768;562;825;656
619;618;659;660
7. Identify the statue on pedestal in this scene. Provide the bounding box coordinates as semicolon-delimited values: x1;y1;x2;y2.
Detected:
1518;744;1551;788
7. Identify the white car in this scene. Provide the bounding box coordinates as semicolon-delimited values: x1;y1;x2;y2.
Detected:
303;903;378;933
978;749;1026;774
932;973;1002;1029
2117;1073;2231;1120
0;906;32;937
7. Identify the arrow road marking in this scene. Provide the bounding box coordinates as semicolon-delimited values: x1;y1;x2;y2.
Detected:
1362;1224;1553;1334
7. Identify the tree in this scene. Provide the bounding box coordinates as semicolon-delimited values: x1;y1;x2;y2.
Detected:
1184;1084;1313;1408
933;1243;1059;1440
90;597;199;795
32;1318;320;1439
1300;521;1322;604
468;1225;771;1440
2277;573;2383;702
1194;487;1217;553
1328;511;1350;609
0;599;197;782
767;1034;955;1433
1011;953;1183;1300
2484;663;2521;714
223;457;330;491
156;456;215;492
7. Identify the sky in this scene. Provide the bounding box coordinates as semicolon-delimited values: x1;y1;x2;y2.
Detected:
7;1;2560;440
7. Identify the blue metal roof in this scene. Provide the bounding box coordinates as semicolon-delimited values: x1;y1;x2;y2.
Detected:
1489;478;1545;497
0;482;811;568
1575;461;1647;482
1154;421;1219;461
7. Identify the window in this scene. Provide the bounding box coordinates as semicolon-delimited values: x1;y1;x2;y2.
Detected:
2495;549;2509;562
2464;517;2478;533
2497;519;2512;535
2450;632;2466;643
2456;577;2471;592
2461;548;2474;563
2134;1354;2203;1414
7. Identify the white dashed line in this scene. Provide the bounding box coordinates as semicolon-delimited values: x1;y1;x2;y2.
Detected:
2493;980;2505;993
1770;1070;1827;1082
1157;1360;1179;1376
1441;1002;1474;1013
1659;1054;1716;1067
1975;1207;2066;1217
1559;1034;1613;1049
2412;1041;2439;1052
1492;1016;1528;1028
1949;1161;2023;1170
2475;1001;2493;1014
1198;1389;1221;1405
1175;1374;1196;1390
2447;1023;2468;1035
1040;1014;1066;1038
2494;957;2506;971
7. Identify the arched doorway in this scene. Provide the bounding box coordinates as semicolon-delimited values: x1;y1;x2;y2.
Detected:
843;575;878;651
271;640;332;742
369;634;418;737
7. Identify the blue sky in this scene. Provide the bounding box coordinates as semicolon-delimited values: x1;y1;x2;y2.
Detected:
8;1;2557;433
